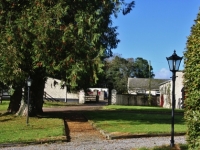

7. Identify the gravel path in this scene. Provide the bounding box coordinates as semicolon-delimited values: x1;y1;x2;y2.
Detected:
1;136;186;150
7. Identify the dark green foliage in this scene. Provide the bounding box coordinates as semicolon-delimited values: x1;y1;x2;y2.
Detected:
0;0;134;87
105;55;131;93
0;0;134;114
184;10;200;150
134;57;154;78
104;55;154;94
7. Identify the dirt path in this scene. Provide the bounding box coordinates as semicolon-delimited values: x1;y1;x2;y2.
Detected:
43;101;107;142
64;112;106;142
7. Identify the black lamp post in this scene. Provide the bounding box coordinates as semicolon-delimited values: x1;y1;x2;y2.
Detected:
166;50;183;147
26;76;32;125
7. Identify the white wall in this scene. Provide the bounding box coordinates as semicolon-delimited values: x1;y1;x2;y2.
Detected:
44;77;78;101
159;71;183;109
111;94;159;106
175;71;184;108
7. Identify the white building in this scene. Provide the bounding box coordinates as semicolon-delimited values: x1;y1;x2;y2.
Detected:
127;78;168;95
44;77;78;102
44;78;108;102
159;71;184;109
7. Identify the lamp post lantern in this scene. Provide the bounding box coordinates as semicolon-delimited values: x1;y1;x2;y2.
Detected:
26;76;32;125
166;50;183;147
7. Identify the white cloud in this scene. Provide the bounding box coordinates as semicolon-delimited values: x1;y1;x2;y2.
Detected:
155;68;171;79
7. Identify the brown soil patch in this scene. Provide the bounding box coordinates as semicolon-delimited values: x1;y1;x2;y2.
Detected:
64;112;106;142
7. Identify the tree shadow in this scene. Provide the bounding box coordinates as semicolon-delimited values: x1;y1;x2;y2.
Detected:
63;117;71;142
37;111;66;119
0;112;13;117
33;107;185;142
37;111;71;141
82;109;185;125
38;111;87;142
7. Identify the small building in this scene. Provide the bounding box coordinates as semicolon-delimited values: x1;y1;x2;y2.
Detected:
127;78;168;95
44;78;107;102
44;77;78;102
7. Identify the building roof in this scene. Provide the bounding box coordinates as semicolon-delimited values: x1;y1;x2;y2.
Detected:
128;78;169;90
159;80;171;86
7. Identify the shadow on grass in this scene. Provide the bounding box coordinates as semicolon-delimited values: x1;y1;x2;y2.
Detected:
102;107;184;115
37;111;66;119
38;109;186;141
37;111;75;142
83;110;185;125
0;112;13;116
38;106;185;127
0;118;15;122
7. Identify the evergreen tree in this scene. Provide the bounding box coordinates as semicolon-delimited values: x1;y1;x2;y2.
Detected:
0;0;134;115
184;10;200;150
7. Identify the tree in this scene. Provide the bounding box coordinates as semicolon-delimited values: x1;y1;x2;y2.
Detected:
0;0;134;115
105;55;130;94
104;55;154;94
184;11;200;150
133;57;154;78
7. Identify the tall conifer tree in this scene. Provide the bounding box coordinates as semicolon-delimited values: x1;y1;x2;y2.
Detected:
0;0;134;115
184;10;200;149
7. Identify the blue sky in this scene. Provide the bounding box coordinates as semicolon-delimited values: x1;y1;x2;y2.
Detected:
112;0;200;79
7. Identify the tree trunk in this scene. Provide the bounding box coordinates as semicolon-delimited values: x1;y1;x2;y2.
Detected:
31;75;46;115
16;76;46;116
15;68;46;116
27;68;47;116
7;86;22;114
16;85;31;116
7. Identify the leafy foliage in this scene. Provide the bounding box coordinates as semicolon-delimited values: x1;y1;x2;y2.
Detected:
104;55;154;94
0;0;134;87
134;57;154;78
184;11;200;150
105;56;131;93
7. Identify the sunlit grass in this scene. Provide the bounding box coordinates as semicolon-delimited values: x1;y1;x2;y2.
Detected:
85;105;186;134
0;101;65;144
0;114;64;144
0;101;9;112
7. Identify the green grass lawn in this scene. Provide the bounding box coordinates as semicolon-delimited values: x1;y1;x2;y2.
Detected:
0;101;65;144
103;105;184;113
84;105;186;135
0;114;64;143
0;101;187;149
0;101;9;112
